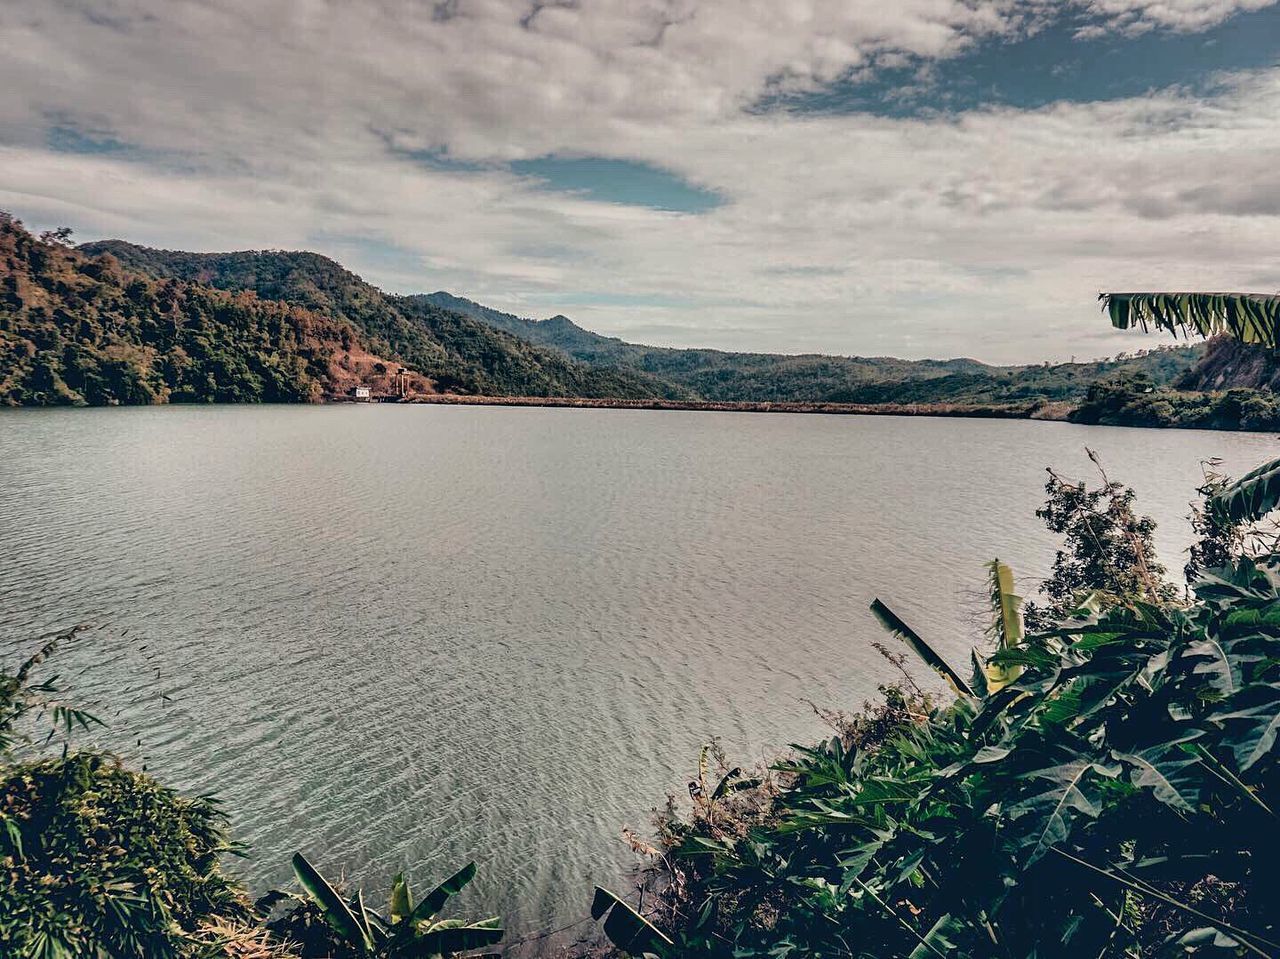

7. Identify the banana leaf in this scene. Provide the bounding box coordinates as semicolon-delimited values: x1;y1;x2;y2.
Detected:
591;886;672;956
1101;292;1280;349
291;852;372;954
410;861;476;923
1209;455;1280;524
871;598;973;697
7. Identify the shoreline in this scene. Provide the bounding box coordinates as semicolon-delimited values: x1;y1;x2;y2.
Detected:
395;393;1072;420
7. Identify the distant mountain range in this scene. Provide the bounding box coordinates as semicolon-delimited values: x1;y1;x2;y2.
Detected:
416;292;1201;407
0;211;1205;409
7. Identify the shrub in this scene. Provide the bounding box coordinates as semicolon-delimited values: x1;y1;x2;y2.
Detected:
0;754;250;958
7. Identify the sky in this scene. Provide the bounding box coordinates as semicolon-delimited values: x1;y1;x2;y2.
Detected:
1;1;1278;363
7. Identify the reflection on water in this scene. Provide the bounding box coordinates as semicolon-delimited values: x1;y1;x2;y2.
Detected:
1;405;1276;947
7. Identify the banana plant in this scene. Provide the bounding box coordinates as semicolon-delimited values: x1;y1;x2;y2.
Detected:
590;886;672;957
870;598;974;697
871;558;1026;699
1208;454;1280;525
290;852;502;958
980;559;1025;694
687;741;760;818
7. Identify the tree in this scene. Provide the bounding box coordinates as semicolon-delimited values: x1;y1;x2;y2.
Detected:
1024;450;1177;628
38;226;74;247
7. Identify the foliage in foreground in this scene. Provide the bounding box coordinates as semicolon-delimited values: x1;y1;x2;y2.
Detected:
0;754;250;958
264;854;503;958
1;630;254;958
610;459;1280;958
1102;292;1280;350
0;631;498;959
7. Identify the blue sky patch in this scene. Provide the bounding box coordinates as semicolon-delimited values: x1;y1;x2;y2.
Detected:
47;123;135;156
509;156;723;212
397;148;723;213
762;7;1280;117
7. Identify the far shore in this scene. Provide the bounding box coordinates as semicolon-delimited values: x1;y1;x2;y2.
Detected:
375;392;1076;420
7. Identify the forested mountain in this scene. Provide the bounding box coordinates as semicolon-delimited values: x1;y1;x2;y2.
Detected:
0;213;1209;410
0;214;385;404
419;291;1203;404
78;238;684;401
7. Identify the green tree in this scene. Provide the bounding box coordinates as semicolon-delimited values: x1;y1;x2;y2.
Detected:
1024;451;1177;628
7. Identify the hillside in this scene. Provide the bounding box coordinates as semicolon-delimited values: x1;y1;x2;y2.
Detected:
0;214;415;405
74;239;685;401
0;214;1217;412
418;292;1203;405
1174;334;1280;392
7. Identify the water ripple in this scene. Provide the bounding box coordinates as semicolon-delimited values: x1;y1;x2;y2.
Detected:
2;405;1277;952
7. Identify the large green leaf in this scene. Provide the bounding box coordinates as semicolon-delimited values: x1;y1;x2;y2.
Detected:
871;599;974;697
1114;742;1201;814
411;917;503;955
591;886;673;956
907;914;968;959
1101;292;1280;348
1212;682;1280;771
291;852;372;953
1006;756;1121;863
985;559;1024;693
1209;455;1280;525
410;861;477;923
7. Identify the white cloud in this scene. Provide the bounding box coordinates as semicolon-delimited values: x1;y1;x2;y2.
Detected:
1;0;1278;363
1081;0;1275;34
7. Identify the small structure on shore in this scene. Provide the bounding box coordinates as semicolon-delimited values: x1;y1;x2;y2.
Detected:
394;367;415;398
350;384;371;402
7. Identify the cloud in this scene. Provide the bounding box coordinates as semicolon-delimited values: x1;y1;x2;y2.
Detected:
1;0;1278;363
1079;0;1276;34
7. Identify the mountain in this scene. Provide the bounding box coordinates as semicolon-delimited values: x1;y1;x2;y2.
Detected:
1;213;402;405
76;239;685;402
0;210;1208;411
418;292;1203;405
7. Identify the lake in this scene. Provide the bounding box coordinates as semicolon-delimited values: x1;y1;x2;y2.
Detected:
1;405;1276;950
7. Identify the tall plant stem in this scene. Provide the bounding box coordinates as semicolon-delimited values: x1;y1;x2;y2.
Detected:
1050;848;1276;957
849;877;948;959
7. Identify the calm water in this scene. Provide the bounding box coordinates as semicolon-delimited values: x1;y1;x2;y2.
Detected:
1;406;1276;949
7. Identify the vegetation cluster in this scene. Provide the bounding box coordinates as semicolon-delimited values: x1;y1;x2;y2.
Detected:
604;454;1280;959
0;214;356;405
1071;373;1280;431
75;237;682;402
